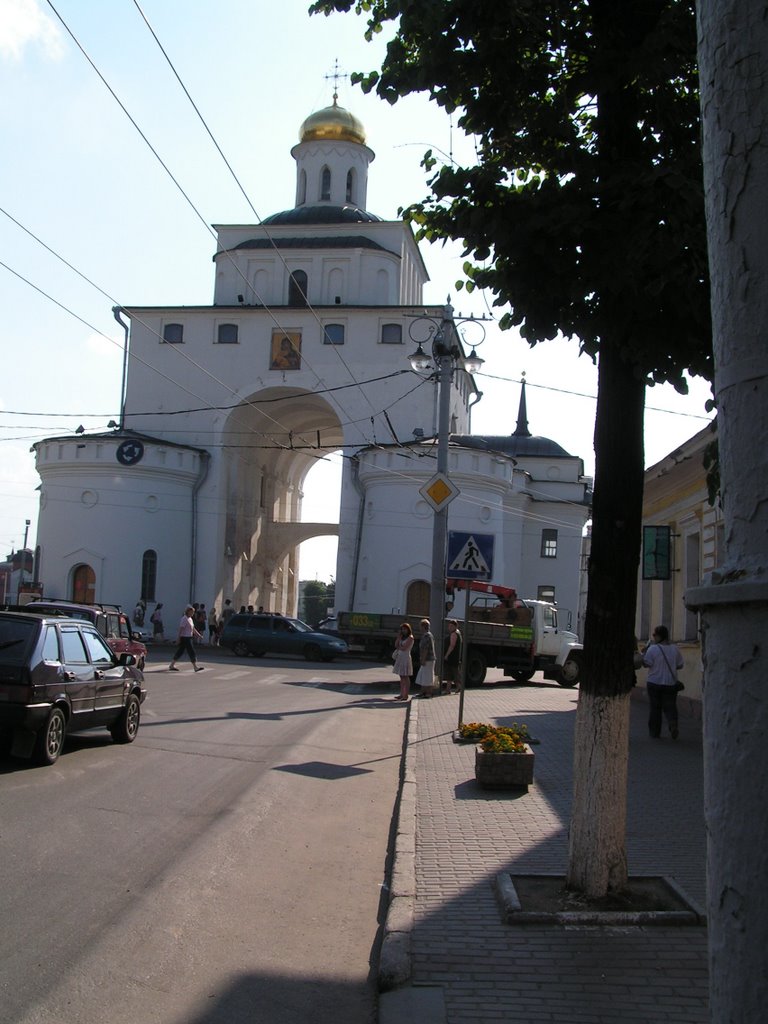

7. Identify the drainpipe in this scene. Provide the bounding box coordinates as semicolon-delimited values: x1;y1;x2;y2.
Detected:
347;454;366;610
189;452;210;603
112;307;130;431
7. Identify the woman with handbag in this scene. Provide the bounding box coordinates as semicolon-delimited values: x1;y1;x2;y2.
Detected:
642;624;684;739
392;623;415;701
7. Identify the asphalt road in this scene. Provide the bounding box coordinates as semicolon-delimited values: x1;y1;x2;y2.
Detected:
0;650;407;1024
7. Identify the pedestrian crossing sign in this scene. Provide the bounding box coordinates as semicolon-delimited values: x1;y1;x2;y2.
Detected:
447;531;494;579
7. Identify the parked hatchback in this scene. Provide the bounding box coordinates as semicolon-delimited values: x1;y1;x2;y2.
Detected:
25;600;147;669
0;611;147;766
219;613;348;661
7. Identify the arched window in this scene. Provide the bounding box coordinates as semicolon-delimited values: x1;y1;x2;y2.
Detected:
162;323;184;344
320;166;331;201
288;270;309;307
141;550;157;603
298;169;307;205
71;564;95;604
217;323;239;344
323;323;345;345
346;168;355;203
381;323;403;344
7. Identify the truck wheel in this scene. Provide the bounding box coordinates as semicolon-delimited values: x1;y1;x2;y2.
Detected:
465;649;487;687
512;670;535;683
559;655;581;687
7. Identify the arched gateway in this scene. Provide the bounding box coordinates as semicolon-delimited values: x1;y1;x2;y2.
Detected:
32;99;590;622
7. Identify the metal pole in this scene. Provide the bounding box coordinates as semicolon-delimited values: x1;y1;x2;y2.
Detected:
429;310;454;686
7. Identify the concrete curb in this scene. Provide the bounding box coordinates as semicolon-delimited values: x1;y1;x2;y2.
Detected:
378;699;419;993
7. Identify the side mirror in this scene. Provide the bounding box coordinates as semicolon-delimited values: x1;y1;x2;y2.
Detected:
120;653;137;667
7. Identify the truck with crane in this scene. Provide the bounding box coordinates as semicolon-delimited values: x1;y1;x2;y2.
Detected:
335;580;583;687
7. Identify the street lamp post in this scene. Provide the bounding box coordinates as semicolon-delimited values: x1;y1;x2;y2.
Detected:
407;303;485;680
16;519;31;604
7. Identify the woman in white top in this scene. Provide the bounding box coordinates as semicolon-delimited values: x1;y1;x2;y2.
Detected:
392;623;414;701
642;624;683;739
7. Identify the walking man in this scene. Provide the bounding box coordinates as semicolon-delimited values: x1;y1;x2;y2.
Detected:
169;605;205;672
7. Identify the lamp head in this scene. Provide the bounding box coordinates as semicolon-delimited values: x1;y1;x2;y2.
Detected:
407;342;432;373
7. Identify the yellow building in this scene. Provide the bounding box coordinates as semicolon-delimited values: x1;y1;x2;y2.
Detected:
636;424;720;714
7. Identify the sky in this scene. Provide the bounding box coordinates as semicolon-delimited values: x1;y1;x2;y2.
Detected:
0;0;713;584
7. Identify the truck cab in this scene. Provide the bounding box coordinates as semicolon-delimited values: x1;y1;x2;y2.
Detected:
522;600;582;686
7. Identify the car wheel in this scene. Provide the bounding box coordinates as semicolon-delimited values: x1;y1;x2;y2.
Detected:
465;649;487;687
233;641;249;657
110;694;141;744
33;707;66;766
303;643;322;661
559;655;581;687
512;669;535;683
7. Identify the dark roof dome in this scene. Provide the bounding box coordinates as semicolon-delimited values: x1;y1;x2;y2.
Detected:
453;377;572;459
451;433;572;458
262;204;382;226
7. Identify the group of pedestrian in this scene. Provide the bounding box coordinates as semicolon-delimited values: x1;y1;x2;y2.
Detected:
392;618;463;701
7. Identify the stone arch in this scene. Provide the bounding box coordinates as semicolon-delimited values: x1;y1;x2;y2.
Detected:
219;386;343;615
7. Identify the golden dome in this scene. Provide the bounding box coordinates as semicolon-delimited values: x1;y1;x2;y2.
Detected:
299;99;367;146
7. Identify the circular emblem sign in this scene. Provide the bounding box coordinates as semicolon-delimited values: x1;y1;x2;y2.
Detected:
116;439;144;466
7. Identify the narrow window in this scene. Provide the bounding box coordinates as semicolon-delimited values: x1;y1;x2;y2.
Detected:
541;529;558;558
217;323;239;344
162;323;184;344
346;168;355;203
320;166;331;201
141;549;157;603
298;169;307;205
288;270;308;307
323;323;345;345
381;323;402;344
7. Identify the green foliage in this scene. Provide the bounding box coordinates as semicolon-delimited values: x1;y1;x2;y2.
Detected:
310;0;712;388
300;580;335;627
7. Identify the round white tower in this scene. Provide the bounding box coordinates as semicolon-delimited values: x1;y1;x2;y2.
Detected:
290;96;375;212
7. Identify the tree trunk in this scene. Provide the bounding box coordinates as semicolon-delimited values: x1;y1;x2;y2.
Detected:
568;691;631;895
691;3;768;1019
566;342;645;896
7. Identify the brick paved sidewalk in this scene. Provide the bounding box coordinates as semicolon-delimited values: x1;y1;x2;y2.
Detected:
380;684;708;1024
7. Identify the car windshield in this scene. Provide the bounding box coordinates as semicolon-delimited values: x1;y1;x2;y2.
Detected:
0;617;37;665
285;618;312;633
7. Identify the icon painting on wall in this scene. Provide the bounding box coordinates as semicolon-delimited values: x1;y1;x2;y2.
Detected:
270;330;301;370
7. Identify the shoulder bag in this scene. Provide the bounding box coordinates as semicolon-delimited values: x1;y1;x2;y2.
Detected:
659;644;684;691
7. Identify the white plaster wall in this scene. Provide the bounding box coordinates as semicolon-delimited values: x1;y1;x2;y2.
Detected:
34;438;202;614
290;139;374;208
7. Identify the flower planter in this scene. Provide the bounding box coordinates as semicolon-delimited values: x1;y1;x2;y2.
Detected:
475;744;535;790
